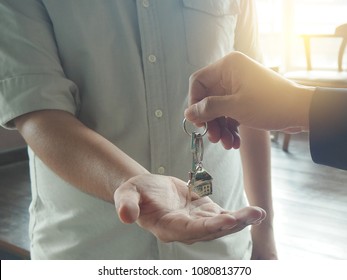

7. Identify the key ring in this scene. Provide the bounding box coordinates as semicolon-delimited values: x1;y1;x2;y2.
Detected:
182;118;208;137
192;133;204;166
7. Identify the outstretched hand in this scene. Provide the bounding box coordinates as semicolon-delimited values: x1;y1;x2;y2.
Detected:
114;174;266;244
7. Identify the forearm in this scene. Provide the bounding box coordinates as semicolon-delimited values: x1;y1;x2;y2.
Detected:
14;109;149;203
239;127;273;220
239;127;277;259
290;84;315;131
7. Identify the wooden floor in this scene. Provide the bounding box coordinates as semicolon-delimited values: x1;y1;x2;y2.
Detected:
271;133;347;260
0;152;30;260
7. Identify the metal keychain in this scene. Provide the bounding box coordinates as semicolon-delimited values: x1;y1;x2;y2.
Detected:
183;118;213;198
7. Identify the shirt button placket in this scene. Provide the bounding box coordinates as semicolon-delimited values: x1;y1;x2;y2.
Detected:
154;109;163;118
142;0;150;8
157;166;166;175
138;0;169;175
148;54;157;63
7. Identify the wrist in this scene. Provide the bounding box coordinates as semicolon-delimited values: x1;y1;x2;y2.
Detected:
291;85;315;130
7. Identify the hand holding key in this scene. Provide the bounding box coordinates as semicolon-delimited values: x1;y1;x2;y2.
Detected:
183;118;213;199
114;174;266;244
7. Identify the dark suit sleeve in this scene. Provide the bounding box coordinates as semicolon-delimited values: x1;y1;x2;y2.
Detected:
309;87;347;170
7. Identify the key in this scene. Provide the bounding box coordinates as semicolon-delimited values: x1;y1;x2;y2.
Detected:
189;132;213;198
186;171;195;202
183;118;213;199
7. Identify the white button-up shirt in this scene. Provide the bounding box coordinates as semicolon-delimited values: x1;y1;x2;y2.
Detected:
0;0;262;259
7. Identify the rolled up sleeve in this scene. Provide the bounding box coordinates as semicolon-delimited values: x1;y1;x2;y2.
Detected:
0;0;80;128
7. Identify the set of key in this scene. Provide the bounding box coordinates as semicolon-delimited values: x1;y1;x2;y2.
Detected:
183;118;213;199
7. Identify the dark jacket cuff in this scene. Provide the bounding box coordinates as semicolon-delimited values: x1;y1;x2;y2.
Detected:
309;87;347;170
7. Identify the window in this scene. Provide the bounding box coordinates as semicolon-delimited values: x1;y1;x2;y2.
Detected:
256;0;347;71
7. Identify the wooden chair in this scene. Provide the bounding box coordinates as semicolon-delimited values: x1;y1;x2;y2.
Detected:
284;23;347;87
281;23;347;151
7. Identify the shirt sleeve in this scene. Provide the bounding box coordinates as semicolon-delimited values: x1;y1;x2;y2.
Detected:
234;0;263;62
0;0;80;129
309;87;347;170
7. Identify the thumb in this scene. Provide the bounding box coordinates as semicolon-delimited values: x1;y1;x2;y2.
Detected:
114;183;141;224
185;95;238;123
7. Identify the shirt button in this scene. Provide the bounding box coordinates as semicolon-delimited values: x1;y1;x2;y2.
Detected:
142;0;150;8
148;54;157;63
154;109;163;118
157;166;165;175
